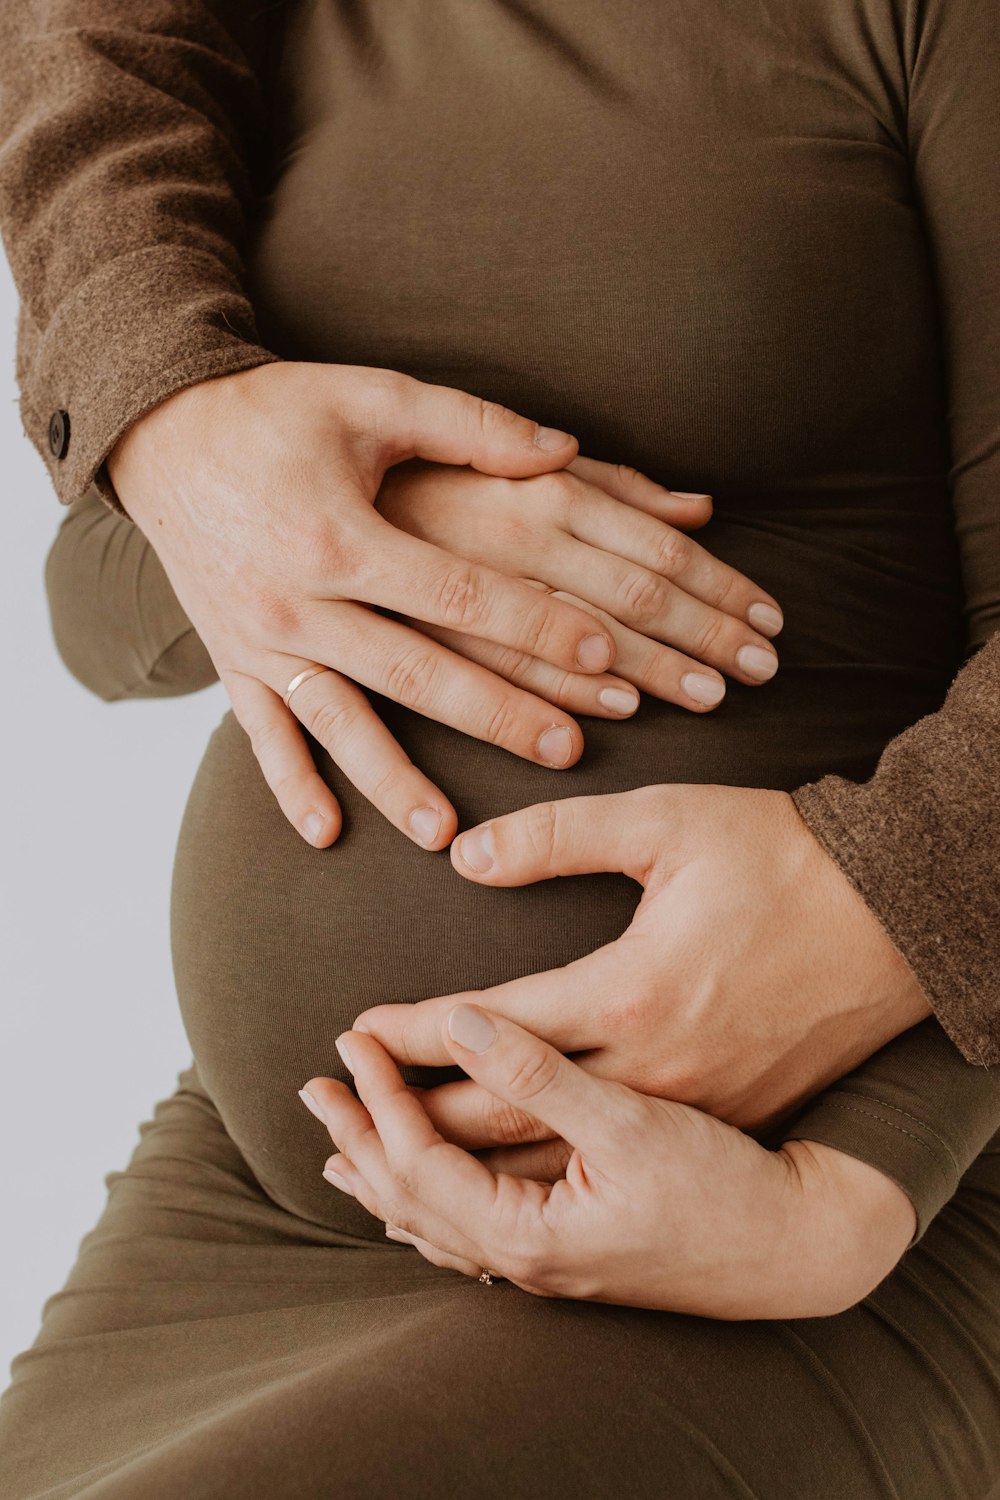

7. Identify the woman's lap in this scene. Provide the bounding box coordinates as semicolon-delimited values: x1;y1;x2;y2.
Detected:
1;1067;998;1500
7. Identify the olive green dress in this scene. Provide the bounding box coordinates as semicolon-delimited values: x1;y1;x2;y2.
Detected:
2;1;1000;1496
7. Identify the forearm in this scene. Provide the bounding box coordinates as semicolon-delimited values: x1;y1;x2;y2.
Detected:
791;633;1000;1067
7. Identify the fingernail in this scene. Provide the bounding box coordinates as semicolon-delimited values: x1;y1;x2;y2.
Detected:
669;490;712;501
303;812;327;846
322;1168;354;1195
534;425;570;451
597;686;639;715
408;806;442;847
385;1226;414;1243
335;1036;355;1075
298;1087;325;1121
577;633;613;671
457;823;495;873
736;645;778;682
747;602;783;636
447;1003;498;1054
681;672;726;706
536;725;574;767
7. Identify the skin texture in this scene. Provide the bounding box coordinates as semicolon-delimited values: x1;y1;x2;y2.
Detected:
299;1006;918;1318
107;362;782;851
353;785;935;1138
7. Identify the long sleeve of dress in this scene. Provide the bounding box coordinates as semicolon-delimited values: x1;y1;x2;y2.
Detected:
780;0;1000;1240
0;2;281;512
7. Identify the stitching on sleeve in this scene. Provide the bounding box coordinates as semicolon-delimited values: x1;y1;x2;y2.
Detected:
844;1095;960;1171
794;1098;954;1177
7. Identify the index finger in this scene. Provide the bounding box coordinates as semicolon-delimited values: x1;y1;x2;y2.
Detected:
352;940;621;1065
353;516;617;675
321;1031;554;1267
439;1003;632;1164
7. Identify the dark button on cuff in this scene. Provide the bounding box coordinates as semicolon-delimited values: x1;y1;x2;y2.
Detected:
48;408;70;460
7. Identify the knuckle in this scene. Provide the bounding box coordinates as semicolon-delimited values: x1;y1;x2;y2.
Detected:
617;568;667;624
534;469;577;518
381;1194;413;1233
651;528;690;577
490;644;532;684
475;397;523;439
545;668;578;709
384;645;442;704
308;521;365;588
504;1045;562;1107
355;367;409;428
434;565;489;630
517;598;562;660
244;712;287;763
365;761;405;810
691;609;727;658
525;799;560;862
614;461;643;491
249;585;301;639
707;565;740;613
485;1097;537;1146
482;696;519;748
308;693;363;746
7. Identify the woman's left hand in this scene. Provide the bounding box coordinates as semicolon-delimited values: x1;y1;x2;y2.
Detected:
353;786;934;1135
300;1006;917;1318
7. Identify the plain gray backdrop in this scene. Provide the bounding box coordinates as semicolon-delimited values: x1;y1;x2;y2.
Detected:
0;250;228;1380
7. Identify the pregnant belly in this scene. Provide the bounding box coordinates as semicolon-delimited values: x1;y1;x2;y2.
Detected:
171;516;964;1238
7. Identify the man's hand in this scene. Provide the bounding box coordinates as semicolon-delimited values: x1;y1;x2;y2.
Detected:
108;362;617;851
299;1006;917;1318
108;363;782;852
353;785;934;1136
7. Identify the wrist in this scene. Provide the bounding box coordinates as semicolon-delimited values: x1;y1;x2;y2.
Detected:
777;1139;916;1314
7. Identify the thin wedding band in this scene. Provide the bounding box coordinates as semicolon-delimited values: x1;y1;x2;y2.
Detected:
478;1268;495;1285
283;664;331;708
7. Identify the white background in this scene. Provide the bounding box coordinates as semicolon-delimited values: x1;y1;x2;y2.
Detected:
0;253;226;1381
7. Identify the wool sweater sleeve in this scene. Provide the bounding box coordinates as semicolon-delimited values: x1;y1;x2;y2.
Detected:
781;0;1000;1240
0;2;281;513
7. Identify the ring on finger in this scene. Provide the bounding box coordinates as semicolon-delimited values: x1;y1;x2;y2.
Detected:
283;663;333;708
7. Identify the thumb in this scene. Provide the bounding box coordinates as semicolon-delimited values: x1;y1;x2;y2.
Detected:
441;1003;626;1162
385;372;579;477
451;787;659;887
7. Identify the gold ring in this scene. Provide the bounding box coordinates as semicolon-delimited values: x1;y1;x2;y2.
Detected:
478;1268;495;1285
283;664;331;708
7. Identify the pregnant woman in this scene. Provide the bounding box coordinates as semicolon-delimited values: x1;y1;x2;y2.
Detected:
2;2;1000;1496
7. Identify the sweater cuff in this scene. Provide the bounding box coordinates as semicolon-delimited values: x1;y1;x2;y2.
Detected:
790;633;1000;1067
17;243;281;512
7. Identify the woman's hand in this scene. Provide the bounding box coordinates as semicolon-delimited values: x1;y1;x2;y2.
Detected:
108;363;782;852
299;1006;917;1318
353;786;934;1134
375;454;784;716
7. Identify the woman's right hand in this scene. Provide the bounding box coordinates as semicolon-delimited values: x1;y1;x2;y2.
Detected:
107;362;781;852
375;454;783;718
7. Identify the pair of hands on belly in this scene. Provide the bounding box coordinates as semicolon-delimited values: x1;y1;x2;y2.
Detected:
302;785;930;1317
110;361;929;1315
108;361;782;849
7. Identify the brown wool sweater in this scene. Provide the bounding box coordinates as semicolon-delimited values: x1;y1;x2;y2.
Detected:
1;1;999;1238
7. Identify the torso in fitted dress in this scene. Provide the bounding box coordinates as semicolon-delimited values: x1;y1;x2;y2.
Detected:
170;0;965;1238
